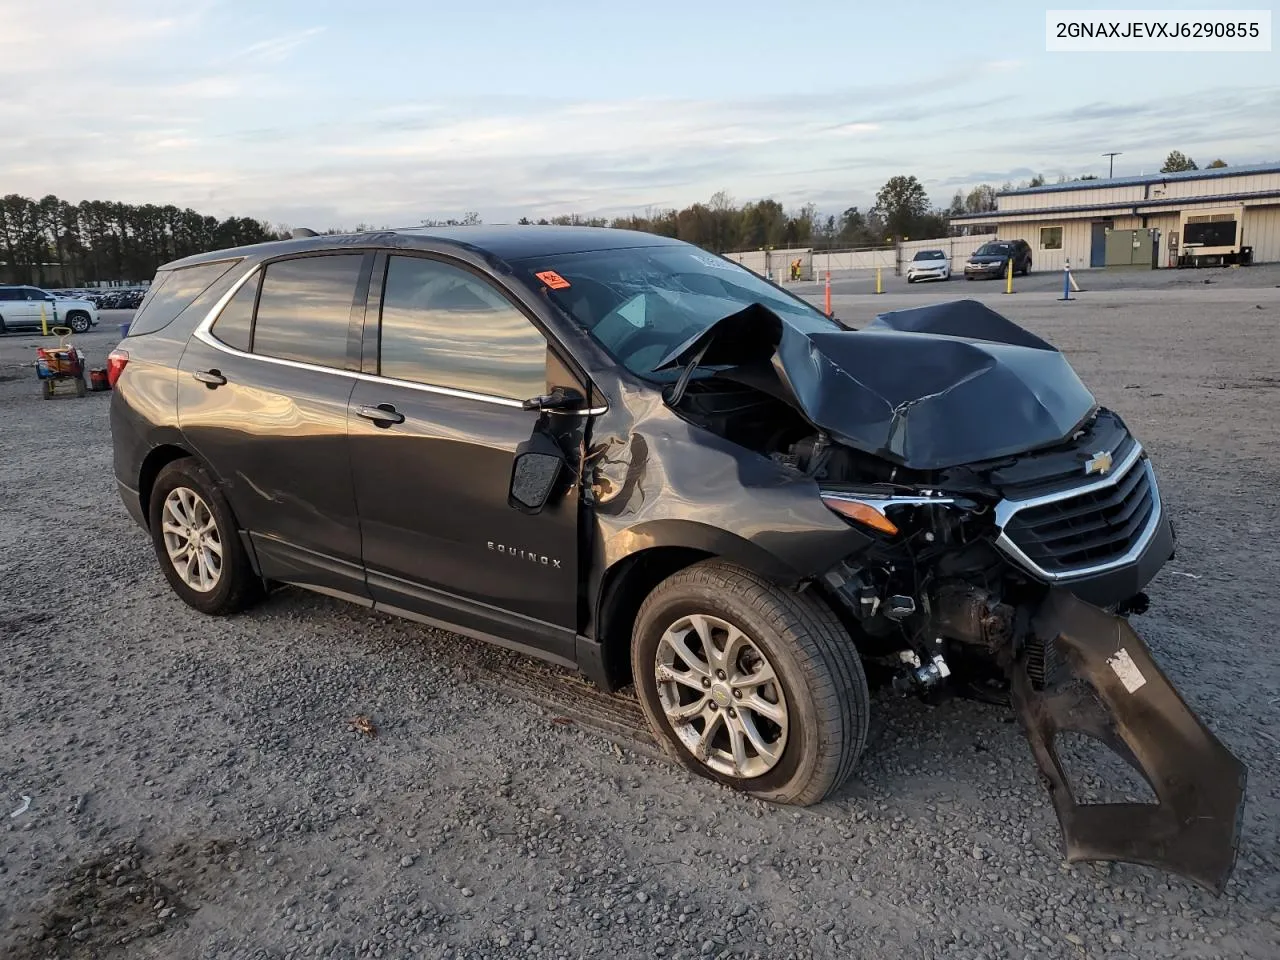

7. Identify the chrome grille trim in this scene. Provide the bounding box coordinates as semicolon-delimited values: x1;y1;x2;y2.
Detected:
993;444;1162;582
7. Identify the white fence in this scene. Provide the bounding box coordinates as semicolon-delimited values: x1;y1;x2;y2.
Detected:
812;248;896;274
726;234;998;281
723;247;815;280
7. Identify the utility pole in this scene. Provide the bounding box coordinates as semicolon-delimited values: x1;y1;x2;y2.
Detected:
1102;152;1122;178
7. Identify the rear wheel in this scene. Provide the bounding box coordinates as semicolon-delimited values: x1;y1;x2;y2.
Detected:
148;459;261;615
632;560;869;806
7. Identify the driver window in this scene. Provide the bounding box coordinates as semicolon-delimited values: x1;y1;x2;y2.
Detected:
379;255;548;401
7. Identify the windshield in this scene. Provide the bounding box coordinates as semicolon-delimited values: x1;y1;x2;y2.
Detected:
975;243;1011;256
913;250;945;261
513;245;840;381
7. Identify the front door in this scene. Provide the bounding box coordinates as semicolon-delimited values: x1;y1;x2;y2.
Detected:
1090;222;1111;268
177;253;371;598
347;252;583;664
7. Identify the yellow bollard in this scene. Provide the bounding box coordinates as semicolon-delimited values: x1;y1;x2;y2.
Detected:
875;265;883;294
40;303;49;335
1004;257;1014;294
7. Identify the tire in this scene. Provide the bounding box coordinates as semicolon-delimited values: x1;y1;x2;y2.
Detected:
66;312;91;333
147;458;261;616
41;380;53;400
75;376;87;397
631;560;869;806
0;316;6;335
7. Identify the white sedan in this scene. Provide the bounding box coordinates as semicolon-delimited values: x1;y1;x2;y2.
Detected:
906;249;951;283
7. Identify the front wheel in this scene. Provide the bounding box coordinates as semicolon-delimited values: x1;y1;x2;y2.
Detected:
148;458;261;615
66;312;92;333
632;560;869;806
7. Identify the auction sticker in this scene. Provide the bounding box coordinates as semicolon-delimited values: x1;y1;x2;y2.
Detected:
1107;647;1147;694
535;271;571;289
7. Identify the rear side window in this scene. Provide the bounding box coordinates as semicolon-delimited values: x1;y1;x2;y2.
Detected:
0;288;19;301
251;255;362;368
208;272;260;352
129;260;238;336
378;255;547;400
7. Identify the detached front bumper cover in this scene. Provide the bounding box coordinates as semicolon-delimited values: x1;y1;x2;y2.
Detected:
1009;589;1246;894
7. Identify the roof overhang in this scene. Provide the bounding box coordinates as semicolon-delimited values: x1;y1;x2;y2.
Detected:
951;189;1280;225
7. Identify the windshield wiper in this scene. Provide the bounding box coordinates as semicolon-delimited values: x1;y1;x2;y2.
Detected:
664;337;713;406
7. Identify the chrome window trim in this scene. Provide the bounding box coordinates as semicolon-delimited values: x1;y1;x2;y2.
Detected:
993;443;1162;582
192;262;608;416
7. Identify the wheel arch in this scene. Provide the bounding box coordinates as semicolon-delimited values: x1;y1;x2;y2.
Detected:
137;443;198;529
590;520;806;691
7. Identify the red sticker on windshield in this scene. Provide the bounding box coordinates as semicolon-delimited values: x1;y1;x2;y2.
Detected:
535;270;571;290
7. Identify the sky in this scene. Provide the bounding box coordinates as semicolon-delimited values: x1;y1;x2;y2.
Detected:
1;0;1276;229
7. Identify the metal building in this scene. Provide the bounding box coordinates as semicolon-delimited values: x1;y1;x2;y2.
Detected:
950;162;1280;270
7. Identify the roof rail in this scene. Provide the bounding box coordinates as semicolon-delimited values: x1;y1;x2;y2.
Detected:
290;227;319;239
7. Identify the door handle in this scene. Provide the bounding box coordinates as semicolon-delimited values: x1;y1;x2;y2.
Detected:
357;403;405;426
193;369;227;387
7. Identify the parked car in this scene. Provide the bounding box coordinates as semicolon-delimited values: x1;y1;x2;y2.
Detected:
906;249;950;283
0;285;99;333
108;227;1244;892
964;239;1032;280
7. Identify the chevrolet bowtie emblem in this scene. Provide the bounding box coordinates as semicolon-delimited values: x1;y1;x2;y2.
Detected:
1085;451;1113;476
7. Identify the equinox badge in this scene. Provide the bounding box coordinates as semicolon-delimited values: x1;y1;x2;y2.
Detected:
488;541;562;569
1084;451;1113;476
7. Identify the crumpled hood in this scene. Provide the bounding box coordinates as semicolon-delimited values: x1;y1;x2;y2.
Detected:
655;298;1097;471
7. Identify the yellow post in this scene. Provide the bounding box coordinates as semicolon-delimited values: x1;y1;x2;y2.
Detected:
875;266;883;294
1004;257;1014;294
40;303;49;335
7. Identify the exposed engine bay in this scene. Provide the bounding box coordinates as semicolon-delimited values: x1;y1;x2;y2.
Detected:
656;298;1246;893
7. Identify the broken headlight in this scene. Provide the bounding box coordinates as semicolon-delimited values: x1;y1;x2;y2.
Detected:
819;490;967;537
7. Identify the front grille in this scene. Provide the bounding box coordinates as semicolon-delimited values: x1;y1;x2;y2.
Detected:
999;454;1157;576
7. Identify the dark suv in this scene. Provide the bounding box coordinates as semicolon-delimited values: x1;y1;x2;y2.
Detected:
108;227;1243;892
964;239;1033;279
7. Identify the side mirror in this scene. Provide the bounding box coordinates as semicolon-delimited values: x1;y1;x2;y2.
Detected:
522;385;585;413
509;431;567;515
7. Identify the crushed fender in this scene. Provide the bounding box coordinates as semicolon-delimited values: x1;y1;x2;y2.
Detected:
1008;589;1246;894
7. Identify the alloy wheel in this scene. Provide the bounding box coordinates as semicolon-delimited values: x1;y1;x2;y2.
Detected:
161;486;223;592
654;613;789;778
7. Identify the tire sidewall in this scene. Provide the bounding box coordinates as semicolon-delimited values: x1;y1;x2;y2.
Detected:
148;459;247;615
633;586;822;797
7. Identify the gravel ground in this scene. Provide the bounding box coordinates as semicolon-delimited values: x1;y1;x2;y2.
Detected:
1;287;1278;960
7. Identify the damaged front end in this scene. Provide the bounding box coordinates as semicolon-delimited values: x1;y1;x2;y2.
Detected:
821;523;1247;894
655;298;1247;892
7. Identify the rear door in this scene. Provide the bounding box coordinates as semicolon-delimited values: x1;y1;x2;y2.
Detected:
177;252;373;599
347;252;586;663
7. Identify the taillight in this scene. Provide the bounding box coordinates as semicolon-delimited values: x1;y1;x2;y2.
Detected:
106;348;129;387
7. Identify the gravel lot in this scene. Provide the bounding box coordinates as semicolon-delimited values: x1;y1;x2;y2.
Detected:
2;283;1279;960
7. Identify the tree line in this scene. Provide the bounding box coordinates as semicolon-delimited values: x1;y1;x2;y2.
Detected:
0;194;276;285
1;153;1235;284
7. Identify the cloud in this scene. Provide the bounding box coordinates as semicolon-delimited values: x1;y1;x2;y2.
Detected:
0;10;1275;226
228;27;326;65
